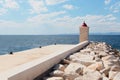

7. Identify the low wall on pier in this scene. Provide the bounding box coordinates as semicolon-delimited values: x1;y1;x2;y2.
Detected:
0;41;89;80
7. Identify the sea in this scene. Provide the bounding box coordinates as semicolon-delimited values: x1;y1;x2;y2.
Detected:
0;35;120;55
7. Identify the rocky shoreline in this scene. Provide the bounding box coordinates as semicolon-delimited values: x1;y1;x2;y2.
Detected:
42;42;120;80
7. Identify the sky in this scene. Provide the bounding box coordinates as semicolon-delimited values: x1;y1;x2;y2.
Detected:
0;0;120;35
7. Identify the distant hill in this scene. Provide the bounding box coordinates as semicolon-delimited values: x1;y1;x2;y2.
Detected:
54;32;120;35
90;32;120;35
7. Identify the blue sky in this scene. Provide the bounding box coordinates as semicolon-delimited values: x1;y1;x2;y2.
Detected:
0;0;120;35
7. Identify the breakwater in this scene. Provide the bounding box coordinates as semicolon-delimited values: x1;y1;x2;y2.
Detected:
0;41;120;80
41;42;120;80
0;41;89;80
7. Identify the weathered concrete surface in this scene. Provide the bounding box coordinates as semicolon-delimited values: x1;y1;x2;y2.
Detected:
0;41;89;80
0;45;74;72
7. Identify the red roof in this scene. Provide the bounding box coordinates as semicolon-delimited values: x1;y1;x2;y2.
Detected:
82;21;87;27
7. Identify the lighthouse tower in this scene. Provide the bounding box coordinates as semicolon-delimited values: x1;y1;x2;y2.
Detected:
79;21;89;42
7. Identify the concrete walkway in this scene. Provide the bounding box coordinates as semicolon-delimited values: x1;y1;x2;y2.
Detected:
0;44;75;73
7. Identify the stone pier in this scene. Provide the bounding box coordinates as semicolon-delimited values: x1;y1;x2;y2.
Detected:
0;41;89;80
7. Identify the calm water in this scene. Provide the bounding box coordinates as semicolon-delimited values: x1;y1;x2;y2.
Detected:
0;35;120;55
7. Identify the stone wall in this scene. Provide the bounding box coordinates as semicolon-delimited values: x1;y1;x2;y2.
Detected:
80;27;89;42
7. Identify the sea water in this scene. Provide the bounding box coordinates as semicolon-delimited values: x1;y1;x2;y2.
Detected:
0;35;120;55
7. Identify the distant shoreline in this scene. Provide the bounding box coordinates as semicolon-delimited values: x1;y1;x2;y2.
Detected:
0;34;120;36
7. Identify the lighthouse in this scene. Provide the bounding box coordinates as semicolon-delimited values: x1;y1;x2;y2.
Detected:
79;21;89;42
